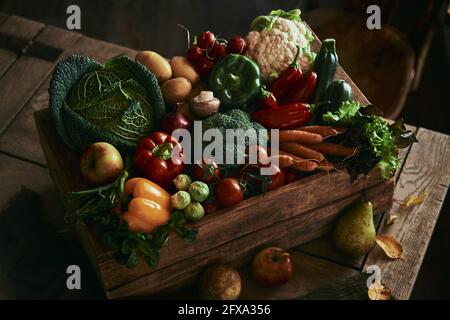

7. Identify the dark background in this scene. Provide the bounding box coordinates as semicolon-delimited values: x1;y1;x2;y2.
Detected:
0;0;449;299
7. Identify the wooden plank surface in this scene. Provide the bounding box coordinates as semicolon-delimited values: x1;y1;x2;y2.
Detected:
104;180;393;298
363;128;450;300
240;251;359;300
0;31;137;165
297;125;418;269
0;15;44;77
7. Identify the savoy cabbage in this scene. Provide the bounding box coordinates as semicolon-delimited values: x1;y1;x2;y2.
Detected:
49;55;165;152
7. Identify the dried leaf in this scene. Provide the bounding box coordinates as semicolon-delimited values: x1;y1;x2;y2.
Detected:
368;283;392;300
385;214;399;226
376;235;405;260
400;191;428;209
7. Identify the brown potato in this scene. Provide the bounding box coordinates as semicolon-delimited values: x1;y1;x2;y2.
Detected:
170;56;200;85
135;51;172;83
161;77;192;105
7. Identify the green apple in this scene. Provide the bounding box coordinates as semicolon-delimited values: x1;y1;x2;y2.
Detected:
80;142;123;186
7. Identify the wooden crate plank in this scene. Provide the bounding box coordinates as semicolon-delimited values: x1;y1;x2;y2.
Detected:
240;251;359;300
297;125;418;269
0;34;137;165
0;15;44;78
104;180;393;298
363;128;450;300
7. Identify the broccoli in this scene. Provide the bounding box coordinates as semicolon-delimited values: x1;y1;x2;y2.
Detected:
200;109;268;164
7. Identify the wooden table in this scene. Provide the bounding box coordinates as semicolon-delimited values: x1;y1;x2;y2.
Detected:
1;14;449;300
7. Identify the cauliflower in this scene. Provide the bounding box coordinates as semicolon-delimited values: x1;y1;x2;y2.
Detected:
245;11;315;79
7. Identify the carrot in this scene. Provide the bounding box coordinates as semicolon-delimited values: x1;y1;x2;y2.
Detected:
296;125;347;137
279;150;319;172
271;155;294;168
303;142;358;158
317;160;335;171
280;142;325;162
278;130;323;144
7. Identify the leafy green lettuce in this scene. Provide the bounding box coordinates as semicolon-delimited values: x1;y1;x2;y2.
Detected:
323;101;417;179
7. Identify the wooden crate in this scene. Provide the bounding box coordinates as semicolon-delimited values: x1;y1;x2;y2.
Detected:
32;24;395;299
34;108;394;299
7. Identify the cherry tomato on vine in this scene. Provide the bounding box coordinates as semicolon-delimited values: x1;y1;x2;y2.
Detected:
209;42;226;61
197;31;216;49
267;165;286;190
226;36;248;54
187;45;204;63
195;56;215;76
215;178;244;208
191;159;220;184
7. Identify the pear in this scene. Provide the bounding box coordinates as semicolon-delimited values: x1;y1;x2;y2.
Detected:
332;201;376;257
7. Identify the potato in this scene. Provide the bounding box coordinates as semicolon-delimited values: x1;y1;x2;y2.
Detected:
161;77;192;105
135;51;172;83
187;81;208;101
170;56;200;85
198;264;241;300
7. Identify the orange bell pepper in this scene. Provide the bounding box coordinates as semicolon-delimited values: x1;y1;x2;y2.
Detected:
122;178;172;233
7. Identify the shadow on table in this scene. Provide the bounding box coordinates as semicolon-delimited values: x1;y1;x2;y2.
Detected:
0;187;103;299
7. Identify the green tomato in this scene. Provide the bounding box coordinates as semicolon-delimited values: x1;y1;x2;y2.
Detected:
189;181;210;202
173;174;192;191
171;191;191;210
184;202;205;221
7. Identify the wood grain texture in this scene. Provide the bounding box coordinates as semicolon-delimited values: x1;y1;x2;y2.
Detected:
103;180;393;298
240;251;359;300
0;26;81;164
297;125;418;269
0;15;44;82
0;30;136;166
363;128;450;300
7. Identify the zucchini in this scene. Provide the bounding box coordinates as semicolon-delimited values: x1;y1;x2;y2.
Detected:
312;39;338;103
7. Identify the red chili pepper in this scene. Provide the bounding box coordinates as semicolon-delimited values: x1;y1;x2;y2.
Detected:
252;101;329;129
281;71;317;104
257;86;278;110
269;46;303;99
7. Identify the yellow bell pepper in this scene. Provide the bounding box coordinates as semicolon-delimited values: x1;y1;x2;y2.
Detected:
122;178;171;233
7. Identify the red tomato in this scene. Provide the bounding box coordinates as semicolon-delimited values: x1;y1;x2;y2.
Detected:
284;168;301;184
191;159;220;184
215;178;244;208
209;42;226;61
187;45;204;63
267;165;285;190
252;247;294;287
195;56;214;76
197;31;216;49
226;36;248;54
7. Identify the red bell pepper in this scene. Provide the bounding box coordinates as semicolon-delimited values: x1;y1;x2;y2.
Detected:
257;86;278;110
281;71;317;104
133;131;184;191
252;101;328;129
269;46;302;99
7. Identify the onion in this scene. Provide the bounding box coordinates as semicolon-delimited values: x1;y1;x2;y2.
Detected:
160;103;191;135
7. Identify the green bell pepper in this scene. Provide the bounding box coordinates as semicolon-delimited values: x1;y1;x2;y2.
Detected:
209;54;261;109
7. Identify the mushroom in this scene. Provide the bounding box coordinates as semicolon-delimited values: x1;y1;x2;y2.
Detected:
189;91;221;118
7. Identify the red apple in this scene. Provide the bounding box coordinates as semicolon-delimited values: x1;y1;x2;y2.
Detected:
251;247;294;286
80;142;124;186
